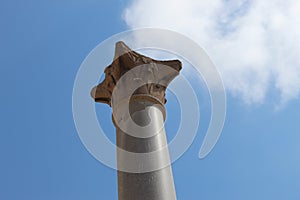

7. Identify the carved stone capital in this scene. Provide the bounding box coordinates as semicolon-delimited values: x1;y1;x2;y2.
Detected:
91;41;182;106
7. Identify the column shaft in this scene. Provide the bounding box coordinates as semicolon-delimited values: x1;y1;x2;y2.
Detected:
116;100;176;200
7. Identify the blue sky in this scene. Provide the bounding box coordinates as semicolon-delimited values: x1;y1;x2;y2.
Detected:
1;0;300;199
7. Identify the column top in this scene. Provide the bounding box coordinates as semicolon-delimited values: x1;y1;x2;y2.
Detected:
91;41;182;106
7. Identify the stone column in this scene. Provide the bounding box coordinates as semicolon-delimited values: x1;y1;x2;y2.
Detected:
91;41;182;200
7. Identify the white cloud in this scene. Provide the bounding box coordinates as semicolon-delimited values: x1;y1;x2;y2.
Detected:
123;0;300;105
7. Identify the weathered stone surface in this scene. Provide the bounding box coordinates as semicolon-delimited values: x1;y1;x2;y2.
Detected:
91;41;182;106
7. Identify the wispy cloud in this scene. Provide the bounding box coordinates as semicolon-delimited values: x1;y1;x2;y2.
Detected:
123;0;300;105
